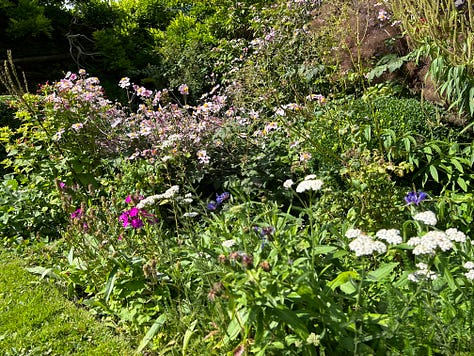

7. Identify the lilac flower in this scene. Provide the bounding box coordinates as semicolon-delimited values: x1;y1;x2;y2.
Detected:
216;192;230;205
207;201;218;211
178;84;189;95
59;181;66;189
404;191;428;205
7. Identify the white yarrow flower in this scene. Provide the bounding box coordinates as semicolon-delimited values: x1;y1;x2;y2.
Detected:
445;228;467;243
413;211;437;226
464;261;474;270
348;234;387;257
408;263;438;283
136;185;180;209
345;228;362;239
182;212;199;218
407;231;453;255
222;239;236;248
295;179;323;193
376;229;402;245
283;179;294;189
465;269;474;280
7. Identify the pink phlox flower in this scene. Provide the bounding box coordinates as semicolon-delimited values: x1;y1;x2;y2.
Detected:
71;208;83;219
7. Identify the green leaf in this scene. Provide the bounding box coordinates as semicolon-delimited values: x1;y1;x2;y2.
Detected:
339;281;357;294
270;307;309;340
136;313;168;354
312;245;337;254
367;262;398;282
457;177;468;192
429;165;439;182
182;319;198;355
328;271;359;291
25;266;60;280
104;265;119;304
222;309;248;345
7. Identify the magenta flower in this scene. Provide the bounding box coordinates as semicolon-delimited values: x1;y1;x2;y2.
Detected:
130;218;144;229
70;208;83;219
125;195;132;204
119;207;156;229
128;207;139;217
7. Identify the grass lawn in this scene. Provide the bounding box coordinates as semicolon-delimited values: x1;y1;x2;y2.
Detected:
0;247;135;355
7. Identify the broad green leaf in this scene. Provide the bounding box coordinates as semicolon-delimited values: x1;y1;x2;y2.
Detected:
451;158;464;173
270;307;309;340
312;245;337;254
457;177;468;192
222;309;248;345
25;266;59;280
328;271;359;291
182;319;198;355
136;314;168;354
339;281;357;295
104;265;119;304
367;262;398;282
429;165;439;182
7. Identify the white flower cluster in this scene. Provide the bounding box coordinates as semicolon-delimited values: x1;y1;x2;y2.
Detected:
407;231;453;255
463;261;474;280
375;229;402;245
295;175;323;193
413;211;437;226
222;239;236;248
407;227;468;256
445;228;467;243
347;229;387;257
408;263;438;283
283;179;294;189
136;185;180;209
346;228;402;257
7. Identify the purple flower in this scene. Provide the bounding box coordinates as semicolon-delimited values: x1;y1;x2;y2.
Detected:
130;218;144;229
128;207;139;217
216;192;230;205
119;211;130;227
207;201;218;211
125;195;132;204
119;207;156;229
59;181;66;189
70;208;83;219
405;191;428;205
